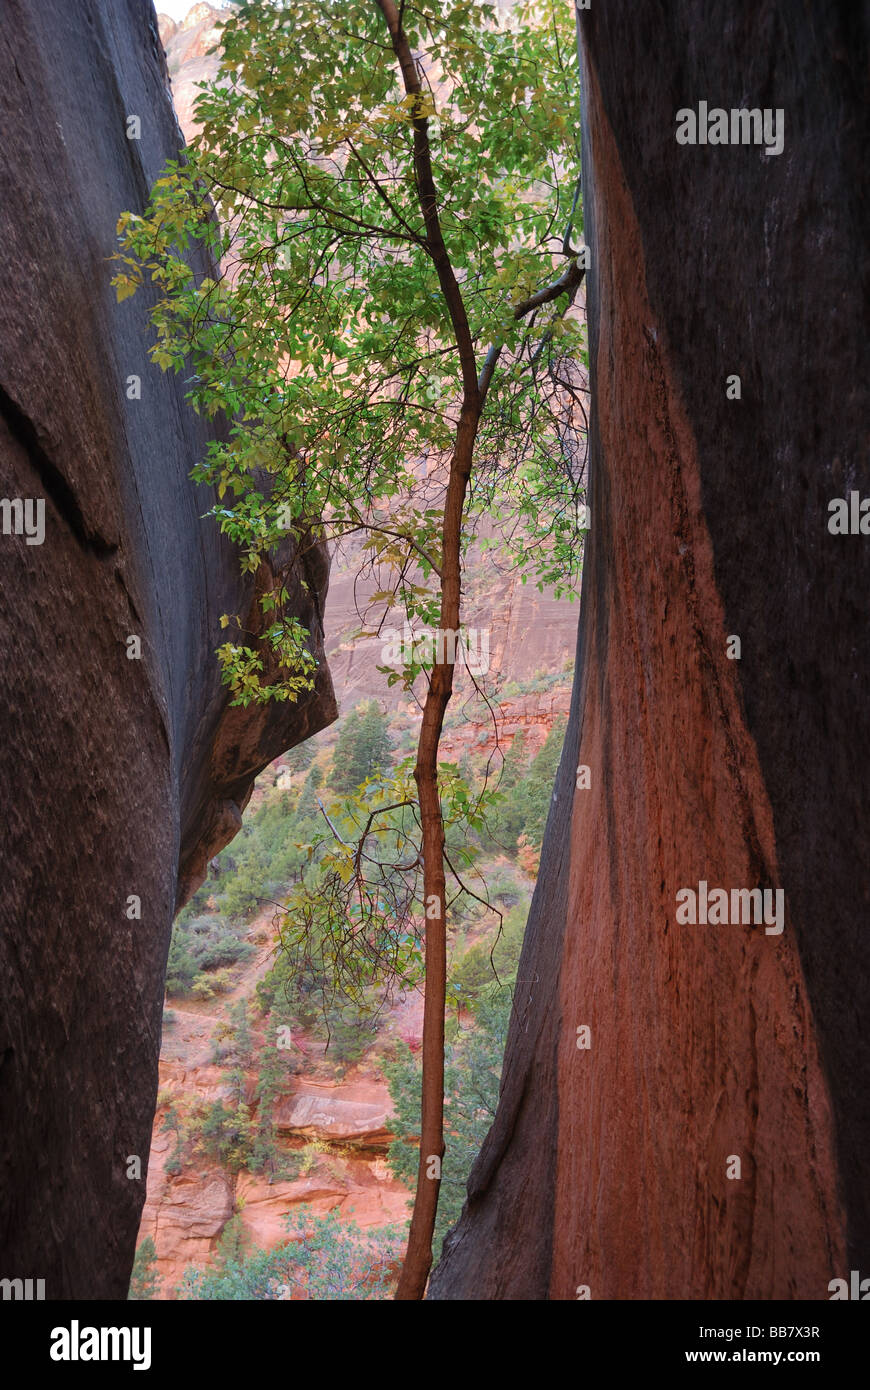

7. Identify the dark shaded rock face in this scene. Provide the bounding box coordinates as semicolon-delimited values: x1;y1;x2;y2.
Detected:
431;1;868;1299
0;0;335;1298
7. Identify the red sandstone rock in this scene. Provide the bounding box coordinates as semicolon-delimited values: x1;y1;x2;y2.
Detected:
430;0;867;1300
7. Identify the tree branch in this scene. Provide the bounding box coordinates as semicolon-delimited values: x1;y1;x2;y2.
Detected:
329;521;443;579
374;0;480;406
478;259;585;406
345;138;424;246
352;801;417;880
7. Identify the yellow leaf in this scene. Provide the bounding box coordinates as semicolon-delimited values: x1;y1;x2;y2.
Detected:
114;276;138;303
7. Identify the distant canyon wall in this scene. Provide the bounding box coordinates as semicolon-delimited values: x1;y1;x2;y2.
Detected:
0;0;335;1299
431;0;868;1299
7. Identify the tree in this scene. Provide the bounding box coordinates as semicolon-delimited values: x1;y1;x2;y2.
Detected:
479;728;531;853
515;715;567;848
327;706;363;792
283;739;315;774
250;1008;300;1181
328;701;393;793
128;1236;162;1301
116;0;585;1297
356;701;393;783
294;764;323;826
227;1000;255;1066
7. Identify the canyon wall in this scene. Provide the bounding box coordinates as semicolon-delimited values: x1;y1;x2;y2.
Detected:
0;0;335;1299
431;0;869;1299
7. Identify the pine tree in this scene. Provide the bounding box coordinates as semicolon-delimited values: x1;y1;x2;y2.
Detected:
516;718;568;848
328;702;393;793
128;1236;162;1301
227;999;254;1067
502;729;529;788
284;740;315;774
475;729;530;855
251;1014;294;1182
327;706;363;793
356;702;393;782
295;766;324;825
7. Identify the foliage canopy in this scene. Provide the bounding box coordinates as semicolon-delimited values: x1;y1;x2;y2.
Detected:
116;0;586;701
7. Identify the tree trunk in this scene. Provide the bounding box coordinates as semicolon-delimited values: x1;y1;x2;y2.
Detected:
395;403;480;1300
373;0;482;1300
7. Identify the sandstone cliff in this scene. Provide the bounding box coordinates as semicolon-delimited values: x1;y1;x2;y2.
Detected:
0;0;335;1299
431;0;868;1299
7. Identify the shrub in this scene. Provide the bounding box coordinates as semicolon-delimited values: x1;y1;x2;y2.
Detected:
165;913;254;997
448;943;496;1005
324;1011;378;1068
210;1000;255;1067
187;1099;254;1173
177;1206;405;1300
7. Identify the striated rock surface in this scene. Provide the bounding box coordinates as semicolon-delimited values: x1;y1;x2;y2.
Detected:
431;0;868;1299
0;0;335;1299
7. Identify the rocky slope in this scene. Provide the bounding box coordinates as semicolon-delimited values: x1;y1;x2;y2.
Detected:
138;907;415;1293
0;0;335;1299
430;0;868;1299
